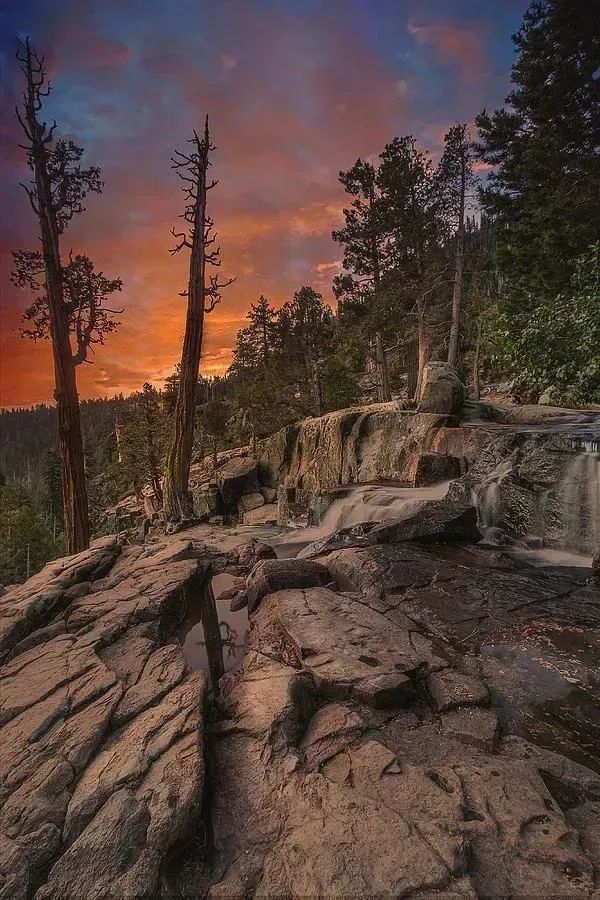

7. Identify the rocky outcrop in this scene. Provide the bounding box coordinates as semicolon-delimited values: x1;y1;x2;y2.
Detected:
0;537;216;899
259;403;454;492
170;535;600;898
368;498;481;545
418;361;466;416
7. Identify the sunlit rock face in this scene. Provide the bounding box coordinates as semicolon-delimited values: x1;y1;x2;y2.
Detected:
0;537;211;899
258;402;452;491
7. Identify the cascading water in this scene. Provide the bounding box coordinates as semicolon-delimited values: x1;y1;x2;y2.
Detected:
274;480;450;557
473;458;514;544
560;448;600;554
314;481;450;535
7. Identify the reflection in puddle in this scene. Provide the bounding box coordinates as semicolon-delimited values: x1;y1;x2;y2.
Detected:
181;572;249;688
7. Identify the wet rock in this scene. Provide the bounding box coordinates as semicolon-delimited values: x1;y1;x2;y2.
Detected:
418;361;466;416
243;503;278;525
409;451;464;486
367;498;481;545
236;538;277;569
427;670;490;713
245;559;331;613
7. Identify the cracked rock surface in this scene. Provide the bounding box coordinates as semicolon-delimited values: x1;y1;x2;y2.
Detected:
171;538;600;899
0;536;214;900
3;523;599;898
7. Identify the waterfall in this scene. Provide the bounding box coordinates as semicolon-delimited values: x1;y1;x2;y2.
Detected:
560;450;600;553
473;458;514;544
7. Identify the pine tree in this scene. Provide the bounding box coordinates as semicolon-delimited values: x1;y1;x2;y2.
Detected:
377;137;446;396
476;0;600;302
438;124;476;368
247;296;277;365
13;39;122;553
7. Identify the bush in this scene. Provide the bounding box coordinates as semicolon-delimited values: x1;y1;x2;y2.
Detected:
498;244;600;405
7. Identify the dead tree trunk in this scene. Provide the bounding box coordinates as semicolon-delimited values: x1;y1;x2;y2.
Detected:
163;118;232;527
447;152;466;368
17;40;89;553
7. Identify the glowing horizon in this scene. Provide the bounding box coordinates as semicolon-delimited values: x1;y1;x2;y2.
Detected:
0;0;524;408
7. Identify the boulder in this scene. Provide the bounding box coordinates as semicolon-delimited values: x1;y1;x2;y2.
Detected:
417;361;466;416
243;503;279;526
260;486;278;504
367;498;481;545
191;482;220;520
236;539;277;569
427;670;490;713
216;458;259;517
409;452;463;486
237;492;265;514
245;558;331;613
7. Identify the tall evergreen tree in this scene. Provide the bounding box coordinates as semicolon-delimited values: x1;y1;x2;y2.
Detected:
476;0;600;301
438;124;476;367
247;296;277;364
377;136;446;396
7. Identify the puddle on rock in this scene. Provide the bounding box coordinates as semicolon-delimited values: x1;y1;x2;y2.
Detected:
180;572;249;687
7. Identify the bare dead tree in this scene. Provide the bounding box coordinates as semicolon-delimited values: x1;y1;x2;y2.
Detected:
13;38;119;554
163;117;233;526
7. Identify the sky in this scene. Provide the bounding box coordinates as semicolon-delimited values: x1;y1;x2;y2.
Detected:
0;0;525;408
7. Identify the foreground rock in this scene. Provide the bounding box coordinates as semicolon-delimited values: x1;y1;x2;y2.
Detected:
245;558;331;613
0;537;216;899
170;539;600;898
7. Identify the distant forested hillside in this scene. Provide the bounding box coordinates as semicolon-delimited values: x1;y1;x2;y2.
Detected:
0;397;130;484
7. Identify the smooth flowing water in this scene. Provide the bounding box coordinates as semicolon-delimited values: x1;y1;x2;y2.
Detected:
474;444;600;565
